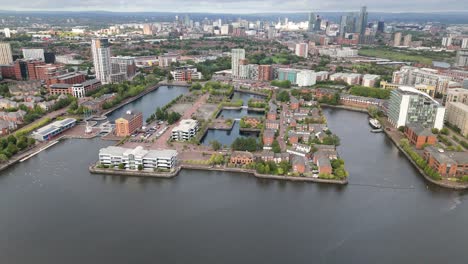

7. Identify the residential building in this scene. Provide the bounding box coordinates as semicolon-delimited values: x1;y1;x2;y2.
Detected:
171;119;199;141
110;56;137;82
171;66;202;81
393;32;402;47
265;120;280;130
230;151;254;165
0;42;13;65
445;102;468;136
330;73;361;85
442;37;452;47
32;118;76;141
292;156;306;174
295;43;309;58
392;66;451;94
277;68;299;84
455;49;468;68
424;146;467;177
115;110;143;137
403;34;412;46
0;120;15;135
263;129;275;147
445;88;468;105
462;38;468;49
231;49;245;78
315;71;329;82
387;86;445;129
142;24;153;35
22;48;45;61
317;155;332;175
99;146;178;170
362;74;380;87
296;70;316;87
91;38;112;84
159;53;179;67
258;65;272;81
414;84;436;98
404;124;437;149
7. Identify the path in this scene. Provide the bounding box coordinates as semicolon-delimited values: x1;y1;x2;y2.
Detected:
153;93;209;148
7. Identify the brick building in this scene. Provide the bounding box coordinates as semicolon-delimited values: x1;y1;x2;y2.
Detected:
115;110;143;137
404;124;437;149
230;151;254;165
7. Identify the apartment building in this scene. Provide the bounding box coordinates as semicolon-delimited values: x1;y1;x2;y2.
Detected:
99;146;178;170
171;119;199;141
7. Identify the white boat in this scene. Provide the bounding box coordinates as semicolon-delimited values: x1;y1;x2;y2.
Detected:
369;118;382;129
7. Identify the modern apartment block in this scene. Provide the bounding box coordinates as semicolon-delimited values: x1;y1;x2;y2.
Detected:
392;66;453;94
110;56;136;82
98;146;178;170
22;48;45;61
91;38;112;84
296;70;316;87
170;66;202;81
387;86;445;130
455;49;468;68
231;49;245;78
445;88;468;105
295;43;309;58
171;119;199;141
0;42;13;65
115;110;143;137
445;102;468;136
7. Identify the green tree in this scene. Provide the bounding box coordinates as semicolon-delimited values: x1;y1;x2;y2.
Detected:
118;163;125;170
276;90;290;102
271;140;281;153
210;140;222;151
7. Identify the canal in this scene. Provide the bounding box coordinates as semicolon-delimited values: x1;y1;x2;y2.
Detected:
106;85;189;122
201;121;259;147
0;107;467;263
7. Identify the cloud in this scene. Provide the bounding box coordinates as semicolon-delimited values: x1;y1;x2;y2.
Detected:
0;0;465;12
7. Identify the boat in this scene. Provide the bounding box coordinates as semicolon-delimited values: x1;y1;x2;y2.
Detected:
369;118;382;129
371;128;383;133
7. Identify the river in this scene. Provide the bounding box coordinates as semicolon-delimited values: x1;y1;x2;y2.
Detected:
0;101;467;263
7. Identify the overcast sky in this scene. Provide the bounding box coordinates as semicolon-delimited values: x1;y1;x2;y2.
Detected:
0;0;465;13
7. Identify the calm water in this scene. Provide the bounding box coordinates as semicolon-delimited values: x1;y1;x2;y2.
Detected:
1;107;468;263
217;108;264;119
106;85;189;122
232;91;266;105
201;120;259;146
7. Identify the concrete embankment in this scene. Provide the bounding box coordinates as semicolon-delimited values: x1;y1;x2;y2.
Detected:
88;163;348;185
89;164;180;178
181;164;348;185
320;104;369;113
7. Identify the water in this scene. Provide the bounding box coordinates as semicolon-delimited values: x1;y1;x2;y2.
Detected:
1;107;467;264
201;120;259;147
217;109;264;119
106;85;189;122
231;91;266;105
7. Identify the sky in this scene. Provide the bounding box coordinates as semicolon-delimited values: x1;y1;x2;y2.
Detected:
0;0;466;13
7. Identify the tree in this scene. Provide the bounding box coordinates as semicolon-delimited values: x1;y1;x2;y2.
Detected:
138;164;143;171
276;90;290;102
118;163;125;170
210;140;222;151
7;135;17;145
6;143;18;155
271;140;281;153
0;153;8;162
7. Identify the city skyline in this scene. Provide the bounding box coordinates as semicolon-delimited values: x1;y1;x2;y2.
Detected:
0;0;466;13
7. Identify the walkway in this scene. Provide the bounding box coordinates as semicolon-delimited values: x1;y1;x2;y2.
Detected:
153;93;209;148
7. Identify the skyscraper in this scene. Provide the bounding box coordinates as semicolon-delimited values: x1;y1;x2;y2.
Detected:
403;34;412;46
0;42;13;65
295;43;309;58
377;21;385;33
339;15;348;38
455;49;468;67
394;32;402;47
357;6;368;36
308;12;316;32
3;28;10;38
231;49;245;78
91;38;112;84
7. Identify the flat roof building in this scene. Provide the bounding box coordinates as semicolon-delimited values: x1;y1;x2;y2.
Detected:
171;119;199;141
99;146;178;170
32;118;76;141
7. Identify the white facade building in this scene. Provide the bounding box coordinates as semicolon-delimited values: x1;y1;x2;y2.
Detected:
171;119;199;141
91;38;112;84
0;42;13;65
22;48;45;61
98;146;178;170
231;49;245;78
3;28;10;38
296;70;317;87
362;74;380;87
